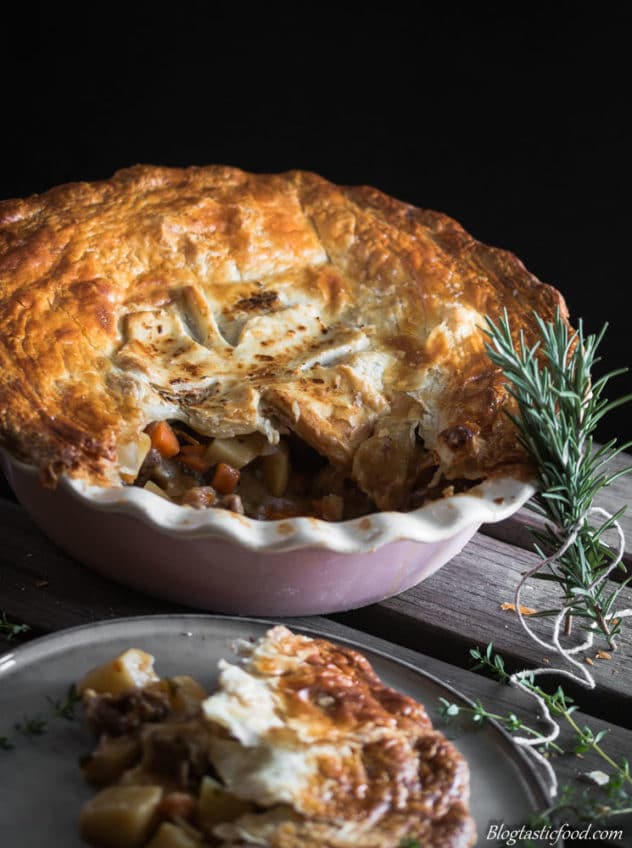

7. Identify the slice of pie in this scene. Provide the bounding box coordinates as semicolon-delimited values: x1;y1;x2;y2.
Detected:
77;626;476;847
202;625;476;847
0;166;565;518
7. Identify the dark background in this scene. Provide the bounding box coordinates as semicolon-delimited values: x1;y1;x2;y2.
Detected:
1;3;630;443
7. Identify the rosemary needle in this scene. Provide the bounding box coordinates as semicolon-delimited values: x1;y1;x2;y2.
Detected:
484;309;632;646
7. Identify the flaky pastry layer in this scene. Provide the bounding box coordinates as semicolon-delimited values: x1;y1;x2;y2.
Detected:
0;166;565;505
203;625;476;847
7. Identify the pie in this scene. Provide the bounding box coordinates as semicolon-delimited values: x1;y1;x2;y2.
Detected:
0;166;565;519
77;625;476;847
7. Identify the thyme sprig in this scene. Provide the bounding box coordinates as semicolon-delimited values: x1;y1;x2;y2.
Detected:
46;684;81;721
14;716;47;738
512;781;632;848
467;644;631;779
0;611;30;641
1;684;82;750
441;644;632;834
438;695;565;754
484;310;632;646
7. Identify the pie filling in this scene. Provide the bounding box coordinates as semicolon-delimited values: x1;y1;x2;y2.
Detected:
78;658;241;848
130;420;481;520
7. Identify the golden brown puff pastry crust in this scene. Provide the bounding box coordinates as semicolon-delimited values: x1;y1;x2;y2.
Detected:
0;165;566;501
203;626;476;847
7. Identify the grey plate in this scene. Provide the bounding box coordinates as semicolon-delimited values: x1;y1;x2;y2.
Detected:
0;615;548;846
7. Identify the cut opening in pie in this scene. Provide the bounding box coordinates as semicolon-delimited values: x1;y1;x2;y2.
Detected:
130;419;482;520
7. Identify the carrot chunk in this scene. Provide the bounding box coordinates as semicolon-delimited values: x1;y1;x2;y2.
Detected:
178;444;214;473
145;421;180;458
211;462;240;494
157;791;196;822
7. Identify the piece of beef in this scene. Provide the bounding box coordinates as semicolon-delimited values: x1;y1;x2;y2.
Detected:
180;486;217;509
141;722;211;790
83;688;171;737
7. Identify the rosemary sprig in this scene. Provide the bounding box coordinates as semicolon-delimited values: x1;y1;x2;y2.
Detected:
484;310;632;646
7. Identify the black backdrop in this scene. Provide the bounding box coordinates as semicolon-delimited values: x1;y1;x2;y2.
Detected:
2;4;630;443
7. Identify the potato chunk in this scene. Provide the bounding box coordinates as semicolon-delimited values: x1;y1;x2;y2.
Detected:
143;480;171;500
78;649;159;695
205;433;266;469
261;440;290;497
79;784;163;847
118;432;152;484
165;676;208;716
146;822;202;848
196;776;253;835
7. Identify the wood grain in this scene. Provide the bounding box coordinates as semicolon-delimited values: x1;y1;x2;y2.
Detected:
333;532;632;727
482;447;632;570
0;500;189;631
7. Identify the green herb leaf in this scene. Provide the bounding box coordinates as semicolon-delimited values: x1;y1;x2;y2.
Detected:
0;611;31;641
437;697;460;718
457;643;632;829
14;716;47;737
484;310;632;647
46;684;81;721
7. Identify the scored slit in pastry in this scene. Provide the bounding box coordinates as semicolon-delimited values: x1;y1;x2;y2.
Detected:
77;626;476;847
0;166;565;518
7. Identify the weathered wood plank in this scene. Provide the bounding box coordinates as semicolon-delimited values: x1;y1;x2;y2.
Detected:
333;533;632;727
482;447;632;567
0;500;189;631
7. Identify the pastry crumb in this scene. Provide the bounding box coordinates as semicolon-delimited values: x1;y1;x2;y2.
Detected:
500;602;537;616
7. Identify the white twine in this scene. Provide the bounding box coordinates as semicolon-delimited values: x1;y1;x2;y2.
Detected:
508;506;631;798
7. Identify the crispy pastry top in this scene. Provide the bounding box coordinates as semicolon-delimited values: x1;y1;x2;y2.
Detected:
203;625;476;847
0;165;566;494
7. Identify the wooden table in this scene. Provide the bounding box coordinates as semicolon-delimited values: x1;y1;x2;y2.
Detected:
2;458;632;837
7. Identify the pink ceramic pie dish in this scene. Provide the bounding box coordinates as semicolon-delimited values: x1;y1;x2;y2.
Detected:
1;449;533;616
